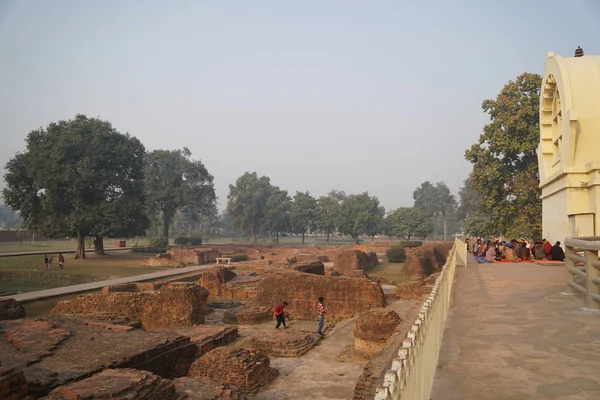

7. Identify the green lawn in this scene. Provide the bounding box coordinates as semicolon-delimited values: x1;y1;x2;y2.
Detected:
0;251;166;294
0;237;151;254
368;262;405;284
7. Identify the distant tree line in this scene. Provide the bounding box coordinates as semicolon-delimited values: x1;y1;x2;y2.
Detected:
2;114;464;259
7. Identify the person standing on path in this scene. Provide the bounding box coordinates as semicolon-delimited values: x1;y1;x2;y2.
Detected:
44;255;49;271
274;301;288;329
58;253;65;270
317;296;327;336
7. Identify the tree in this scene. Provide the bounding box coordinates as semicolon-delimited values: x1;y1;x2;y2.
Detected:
463;215;495;238
413;181;456;241
263;187;292;244
338;192;383;244
456;174;483;222
290;191;317;244
226;172;272;244
145;148;216;239
3;114;148;259
386;207;432;239
0;205;21;229
316;190;345;244
465;72;542;239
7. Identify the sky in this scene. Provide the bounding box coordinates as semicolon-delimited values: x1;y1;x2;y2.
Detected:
1;0;600;211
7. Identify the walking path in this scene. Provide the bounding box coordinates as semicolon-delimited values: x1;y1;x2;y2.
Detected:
0;264;213;302
431;256;600;400
0;247;132;257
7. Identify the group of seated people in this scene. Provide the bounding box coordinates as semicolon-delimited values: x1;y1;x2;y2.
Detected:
467;238;565;264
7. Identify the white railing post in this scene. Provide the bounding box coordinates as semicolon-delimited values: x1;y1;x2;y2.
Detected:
565;245;575;293
585;249;600;310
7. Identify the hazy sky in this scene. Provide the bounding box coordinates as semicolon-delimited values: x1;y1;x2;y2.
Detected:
1;1;599;211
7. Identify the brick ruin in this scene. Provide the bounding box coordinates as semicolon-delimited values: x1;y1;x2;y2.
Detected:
333;250;379;275
256;270;386;321
243;329;319;357
395;242;452;299
222;304;272;325
0;315;198;398
353;308;402;356
142;247;221;267
172;325;239;358
41;368;180;400
0;362;29;400
188;347;279;394
51;282;209;331
293;261;325;275
173;376;246;399
199;267;260;299
0;298;26;321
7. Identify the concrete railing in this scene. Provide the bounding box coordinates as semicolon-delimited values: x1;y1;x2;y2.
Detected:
564;236;600;310
374;238;467;400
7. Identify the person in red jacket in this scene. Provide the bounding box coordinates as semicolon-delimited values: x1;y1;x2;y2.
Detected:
543;239;552;259
274;301;288;329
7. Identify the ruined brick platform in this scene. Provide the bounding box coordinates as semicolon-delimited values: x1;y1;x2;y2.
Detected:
189;347;278;394
200;267;259;299
171;325;239;358
222;304;272;325
243;329;319;357
41;368;180;400
0;362;29;400
256;270;386;321
51;282;209;331
353;308;401;356
334;250;379;274
173;377;246;399
0;299;26;321
0;315;197;398
292;261;325;275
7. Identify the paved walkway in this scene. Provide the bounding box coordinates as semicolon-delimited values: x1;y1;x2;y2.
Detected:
431;257;600;400
0;264;213;302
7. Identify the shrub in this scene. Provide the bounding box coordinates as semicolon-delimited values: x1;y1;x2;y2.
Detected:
399;240;423;248
149;237;169;249
174;237;190;246
387;245;407;263
230;254;248;262
188;237;203;246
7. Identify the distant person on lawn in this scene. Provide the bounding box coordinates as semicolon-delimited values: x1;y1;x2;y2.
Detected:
317;297;327;336
58;253;65;270
44;255;49;271
274;301;288;329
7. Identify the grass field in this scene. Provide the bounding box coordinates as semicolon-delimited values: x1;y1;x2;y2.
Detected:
0;251;165;294
0;237;151;254
368;262;405;284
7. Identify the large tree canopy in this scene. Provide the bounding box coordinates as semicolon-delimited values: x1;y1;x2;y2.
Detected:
386;207;432;240
465;72;542;239
226;172;272;245
413;181;456;241
290;191;317;244
263;186;292;244
457;174;494;237
145;148;216;239
338;192;384;243
3;114;148;258
316;190;345;244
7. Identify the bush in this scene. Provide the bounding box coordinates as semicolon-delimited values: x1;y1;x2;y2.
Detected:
230;254;248;262
188;237;203;246
399;240;422;248
387;245;407;263
149;237;169;249
174;237;190;246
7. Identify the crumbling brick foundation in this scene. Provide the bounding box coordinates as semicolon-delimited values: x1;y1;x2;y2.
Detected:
256;270;386;321
334;250;379;274
223;304;272;325
199;267;259;299
244;330;319;357
173;376;246;399
293;262;325;275
353;308;402;356
0;299;26;321
52;282;209;331
0;362;29;400
41;368;180;400
188;347;279;394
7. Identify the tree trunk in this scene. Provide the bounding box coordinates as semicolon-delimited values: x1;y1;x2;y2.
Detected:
442;211;448;242
163;215;170;239
276;231;279;245
252;230;257;245
93;236;105;256
326;232;330;245
353;236;360;244
302;232;305;245
75;231;86;259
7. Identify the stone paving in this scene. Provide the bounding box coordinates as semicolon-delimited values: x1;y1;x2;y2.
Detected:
431;257;600;400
